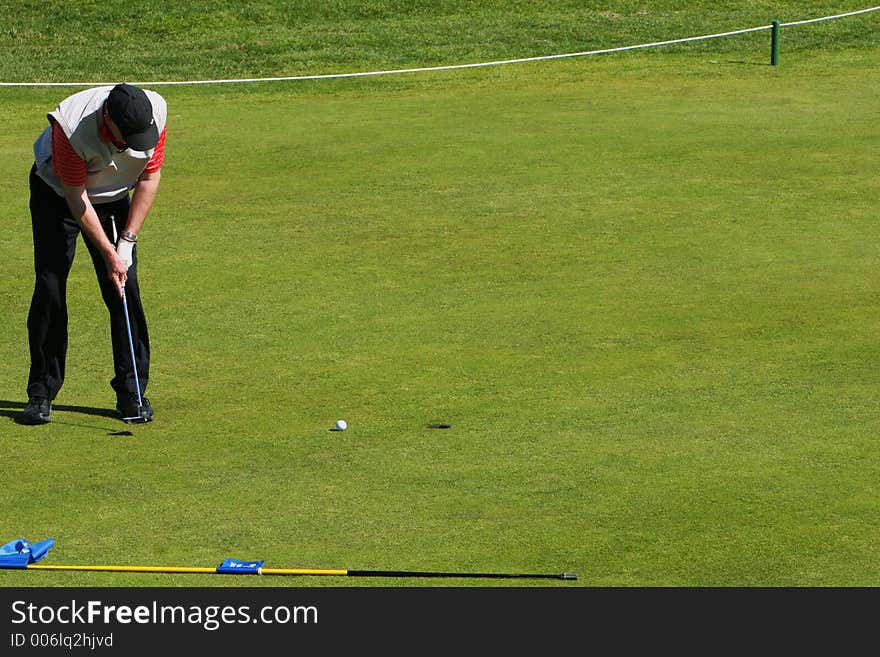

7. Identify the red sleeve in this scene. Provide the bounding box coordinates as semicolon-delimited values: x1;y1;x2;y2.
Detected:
51;121;87;186
143;125;166;174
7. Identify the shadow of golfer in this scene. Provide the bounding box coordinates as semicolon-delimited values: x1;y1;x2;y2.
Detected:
0;399;119;424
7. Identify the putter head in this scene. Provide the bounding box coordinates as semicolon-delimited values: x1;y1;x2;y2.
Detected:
122;406;151;424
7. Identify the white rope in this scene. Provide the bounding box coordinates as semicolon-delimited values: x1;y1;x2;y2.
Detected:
781;5;880;26
0;6;877;87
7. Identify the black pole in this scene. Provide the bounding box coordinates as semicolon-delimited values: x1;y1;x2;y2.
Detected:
771;20;781;66
348;570;578;580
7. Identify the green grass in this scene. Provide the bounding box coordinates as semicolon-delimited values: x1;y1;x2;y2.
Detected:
0;1;877;81
0;3;878;587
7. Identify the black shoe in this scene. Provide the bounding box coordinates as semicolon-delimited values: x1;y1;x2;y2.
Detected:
21;396;51;425
116;394;154;424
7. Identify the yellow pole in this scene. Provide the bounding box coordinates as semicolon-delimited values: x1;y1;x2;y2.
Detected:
28;564;218;574
261;568;348;576
27;563;349;576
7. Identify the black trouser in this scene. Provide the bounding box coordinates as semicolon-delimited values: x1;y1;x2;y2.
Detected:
26;163;150;402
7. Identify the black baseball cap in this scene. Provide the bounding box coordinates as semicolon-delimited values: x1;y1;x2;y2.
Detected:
105;83;159;151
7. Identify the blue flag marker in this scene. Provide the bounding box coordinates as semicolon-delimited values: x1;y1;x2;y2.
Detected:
0;538;55;568
216;558;264;574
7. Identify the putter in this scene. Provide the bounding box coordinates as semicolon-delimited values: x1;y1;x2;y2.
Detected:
112;218;149;424
120;289;148;423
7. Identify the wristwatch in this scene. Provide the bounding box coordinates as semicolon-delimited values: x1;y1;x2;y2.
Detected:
120;231;138;243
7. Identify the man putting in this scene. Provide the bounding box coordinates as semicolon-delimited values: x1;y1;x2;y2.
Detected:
21;83;168;425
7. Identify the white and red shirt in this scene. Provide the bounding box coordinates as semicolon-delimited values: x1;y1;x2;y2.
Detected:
33;85;167;203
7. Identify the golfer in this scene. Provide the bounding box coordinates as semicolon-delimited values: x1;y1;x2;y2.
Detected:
21;83;167;425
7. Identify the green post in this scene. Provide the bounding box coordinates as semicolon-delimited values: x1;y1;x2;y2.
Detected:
770;20;780;66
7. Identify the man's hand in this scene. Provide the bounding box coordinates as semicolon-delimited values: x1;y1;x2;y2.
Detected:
107;250;128;297
116;239;134;270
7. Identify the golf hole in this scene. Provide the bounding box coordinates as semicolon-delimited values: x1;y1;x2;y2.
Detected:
108;430;134;436
426;424;452;429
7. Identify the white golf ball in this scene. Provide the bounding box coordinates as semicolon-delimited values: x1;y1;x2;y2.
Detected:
335;420;348;431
